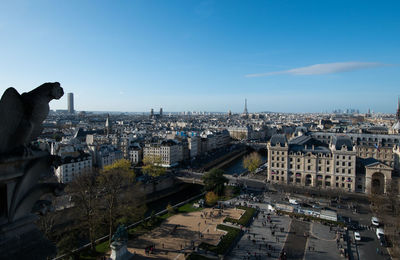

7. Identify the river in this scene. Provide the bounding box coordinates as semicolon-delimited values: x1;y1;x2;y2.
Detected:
222;150;267;175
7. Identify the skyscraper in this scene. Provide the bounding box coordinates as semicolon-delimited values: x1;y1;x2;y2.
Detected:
67;93;74;114
160;108;163;117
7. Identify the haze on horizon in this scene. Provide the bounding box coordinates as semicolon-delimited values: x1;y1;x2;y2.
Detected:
0;0;399;114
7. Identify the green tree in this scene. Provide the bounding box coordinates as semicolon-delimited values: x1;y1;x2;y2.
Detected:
202;168;228;196
243;152;262;174
98;159;135;244
142;155;166;177
167;203;175;215
205;191;219;206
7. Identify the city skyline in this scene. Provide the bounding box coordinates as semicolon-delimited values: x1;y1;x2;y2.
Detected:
0;1;399;113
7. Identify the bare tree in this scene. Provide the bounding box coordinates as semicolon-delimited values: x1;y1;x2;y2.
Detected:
67;172;100;251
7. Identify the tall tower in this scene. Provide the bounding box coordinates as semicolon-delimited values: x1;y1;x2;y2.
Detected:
67;93;74;114
150;108;154;118
243;98;248;116
160;108;163;117
105;114;112;135
397;96;400;121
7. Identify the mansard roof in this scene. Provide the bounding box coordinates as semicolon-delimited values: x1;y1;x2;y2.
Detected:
332;135;353;151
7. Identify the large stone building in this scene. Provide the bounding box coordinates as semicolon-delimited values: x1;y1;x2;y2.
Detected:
55;152;92;183
267;134;357;192
143;139;183;167
269;131;400;194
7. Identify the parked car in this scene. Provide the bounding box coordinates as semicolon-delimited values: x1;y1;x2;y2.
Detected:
376;228;384;239
354;232;361;241
371;216;380;226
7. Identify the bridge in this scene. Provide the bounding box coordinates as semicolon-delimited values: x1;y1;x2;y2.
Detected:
175;171;267;191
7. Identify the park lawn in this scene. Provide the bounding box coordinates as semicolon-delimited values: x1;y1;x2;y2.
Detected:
223;206;256;227
199;224;241;255
178;203;203;213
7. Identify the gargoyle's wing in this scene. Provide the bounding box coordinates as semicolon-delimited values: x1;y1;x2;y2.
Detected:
0;87;25;153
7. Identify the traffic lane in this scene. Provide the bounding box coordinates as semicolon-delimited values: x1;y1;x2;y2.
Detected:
357;229;388;260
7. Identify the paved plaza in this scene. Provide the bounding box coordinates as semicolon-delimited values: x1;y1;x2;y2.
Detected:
125;207;244;259
227;201;292;259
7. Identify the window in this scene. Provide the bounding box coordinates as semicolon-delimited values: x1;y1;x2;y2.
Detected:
308;159;311;163
318;166;321;171
348;184;351;188
336;176;339;181
290;158;293;162
327;167;330;172
336;162;339;166
297;165;300;169
348;162;351;166
307;166;311;170
297;158;300;162
342;169;345;173
348;169;351;174
272;163;274;167
327;161;330;165
342;162;345;166
290;164;293;169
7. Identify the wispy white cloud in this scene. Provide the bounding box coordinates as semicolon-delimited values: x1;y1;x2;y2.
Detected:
245;62;388;77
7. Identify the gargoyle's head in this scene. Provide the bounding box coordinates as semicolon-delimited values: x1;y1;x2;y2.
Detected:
50;82;64;99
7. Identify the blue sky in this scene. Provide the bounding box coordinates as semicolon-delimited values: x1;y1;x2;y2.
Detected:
0;0;399;113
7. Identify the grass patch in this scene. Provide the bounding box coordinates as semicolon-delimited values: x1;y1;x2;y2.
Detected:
95;241;110;254
223;206;256;227
199;224;241;255
177;203;202;213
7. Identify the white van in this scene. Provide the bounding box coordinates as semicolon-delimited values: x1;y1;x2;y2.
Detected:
371;216;380;226
289;198;299;205
376;228;384;239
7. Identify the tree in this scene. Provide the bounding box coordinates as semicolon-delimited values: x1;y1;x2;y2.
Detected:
205;191;219;206
243;152;262;174
67;172;100;251
202;168;228;196
167;203;175;215
142;155;166;177
98;159;135;244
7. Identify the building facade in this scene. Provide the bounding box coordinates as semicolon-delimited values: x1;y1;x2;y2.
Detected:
267;134;357;192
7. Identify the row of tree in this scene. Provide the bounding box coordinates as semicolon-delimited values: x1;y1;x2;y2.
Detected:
66;159;146;251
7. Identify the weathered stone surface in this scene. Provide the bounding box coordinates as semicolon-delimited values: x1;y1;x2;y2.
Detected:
0;83;64;259
0;82;63;155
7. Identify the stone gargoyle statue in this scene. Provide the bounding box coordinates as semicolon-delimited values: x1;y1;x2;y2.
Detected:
0;82;64;155
0;82;65;259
